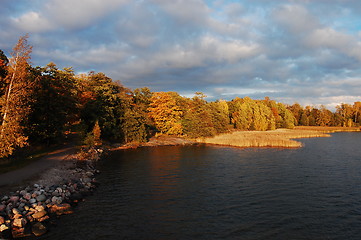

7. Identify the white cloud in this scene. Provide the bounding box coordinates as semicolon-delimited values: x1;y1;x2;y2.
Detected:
12;11;53;32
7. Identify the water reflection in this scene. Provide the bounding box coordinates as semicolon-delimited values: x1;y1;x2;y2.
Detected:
39;132;361;240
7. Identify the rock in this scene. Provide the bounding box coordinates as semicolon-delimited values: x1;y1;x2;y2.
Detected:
12;208;20;215
37;215;49;222
52;190;60;197
23;193;32;200
32;210;47;219
29;198;37;204
24;206;29;211
34;184;40;189
12;226;31;238
82;177;91;184
34;205;45;212
49;203;73;215
13;218;26;228
36;194;47;202
0;216;4;225
1;196;9;202
0;205;6;212
19;190;27;196
9;196;19;202
0;223;8;232
32;222;47;237
51;196;62;204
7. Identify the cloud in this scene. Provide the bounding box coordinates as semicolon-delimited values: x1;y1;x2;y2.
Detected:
2;0;361;108
12;11;53;33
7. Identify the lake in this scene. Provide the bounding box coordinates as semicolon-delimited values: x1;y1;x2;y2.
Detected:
39;132;361;239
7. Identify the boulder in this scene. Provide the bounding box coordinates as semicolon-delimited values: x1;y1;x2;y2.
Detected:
0;216;4;225
49;203;73;215
0;205;5;212
36;195;47;202
0;224;8;232
9;196;19;203
12;218;26;228
32;210;47;219
34;205;45;212
32;222;47;237
23;193;32;200
11;227;31;238
12;208;20;215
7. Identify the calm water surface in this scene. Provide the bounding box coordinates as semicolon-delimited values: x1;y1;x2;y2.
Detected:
41;132;361;239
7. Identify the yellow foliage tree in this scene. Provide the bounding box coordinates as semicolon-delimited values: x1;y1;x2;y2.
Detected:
148;92;183;135
0;35;33;158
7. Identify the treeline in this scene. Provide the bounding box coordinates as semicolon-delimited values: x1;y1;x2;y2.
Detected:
1;36;361;158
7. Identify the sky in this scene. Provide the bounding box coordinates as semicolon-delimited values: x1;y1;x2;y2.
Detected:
1;0;361;109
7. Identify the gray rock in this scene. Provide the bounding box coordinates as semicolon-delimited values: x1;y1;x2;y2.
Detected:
9;196;19;202
51;196;63;204
29;198;37;204
36;195;47;202
23;193;32;200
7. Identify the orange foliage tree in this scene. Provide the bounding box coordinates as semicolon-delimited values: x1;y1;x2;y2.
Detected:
0;35;33;158
148;92;183;135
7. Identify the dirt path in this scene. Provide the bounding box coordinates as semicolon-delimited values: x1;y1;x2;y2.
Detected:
0;145;77;190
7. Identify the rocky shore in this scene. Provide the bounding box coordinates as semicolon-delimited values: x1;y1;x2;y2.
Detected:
0;147;103;239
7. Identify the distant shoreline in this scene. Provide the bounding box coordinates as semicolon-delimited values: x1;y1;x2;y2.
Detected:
108;126;360;150
195;126;360;148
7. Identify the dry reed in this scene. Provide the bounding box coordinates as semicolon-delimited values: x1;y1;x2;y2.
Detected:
197;129;332;148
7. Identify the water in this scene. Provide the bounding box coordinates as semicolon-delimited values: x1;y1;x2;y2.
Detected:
40;132;361;239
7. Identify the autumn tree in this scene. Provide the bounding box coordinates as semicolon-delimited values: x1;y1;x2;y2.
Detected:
148;92;183;135
80;72;127;141
182;92;217;138
0;35;33;158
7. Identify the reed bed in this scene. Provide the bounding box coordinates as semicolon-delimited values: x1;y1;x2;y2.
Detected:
197;129;331;148
294;126;360;132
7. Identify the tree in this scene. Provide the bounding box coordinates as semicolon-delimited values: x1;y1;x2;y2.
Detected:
0;50;8;80
148;92;183;135
26;63;78;144
0;35;33;158
80;72;127;141
182;93;217;138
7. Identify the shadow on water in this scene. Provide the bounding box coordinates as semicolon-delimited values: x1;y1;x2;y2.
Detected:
40;132;361;240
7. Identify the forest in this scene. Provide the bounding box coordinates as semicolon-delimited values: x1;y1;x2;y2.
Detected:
1;35;361;159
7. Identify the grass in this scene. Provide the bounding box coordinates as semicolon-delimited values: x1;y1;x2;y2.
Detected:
294;126;361;132
196;128;333;148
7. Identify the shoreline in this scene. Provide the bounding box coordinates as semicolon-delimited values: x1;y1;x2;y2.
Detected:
0;126;359;238
0;147;102;238
108;135;197;151
195;127;360;149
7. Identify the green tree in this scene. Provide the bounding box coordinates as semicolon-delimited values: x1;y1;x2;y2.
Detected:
27;63;78;144
80;72;127;141
182;93;217;138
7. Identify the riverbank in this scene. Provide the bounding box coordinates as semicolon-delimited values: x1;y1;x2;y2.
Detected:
109;135;197;150
0;147;102;238
196;127;360;148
